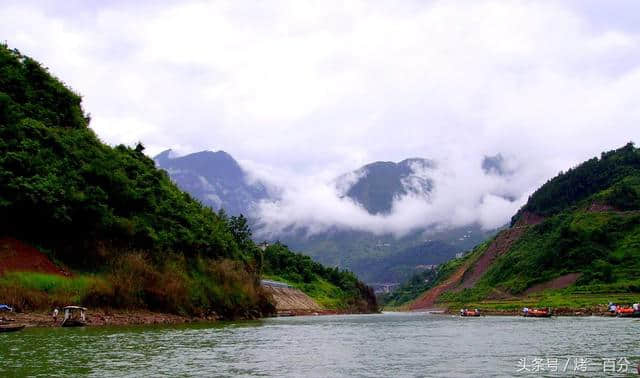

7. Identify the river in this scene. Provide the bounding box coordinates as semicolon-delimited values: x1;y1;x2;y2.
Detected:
1;312;638;377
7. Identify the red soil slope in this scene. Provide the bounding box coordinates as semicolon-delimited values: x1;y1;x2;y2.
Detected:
458;212;544;289
410;212;544;310
409;260;471;310
0;237;69;276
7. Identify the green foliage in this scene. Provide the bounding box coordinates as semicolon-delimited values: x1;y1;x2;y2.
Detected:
0;45;87;129
512;142;640;224
0;44;243;266
0;272;100;299
484;211;640;295
602;176;640;210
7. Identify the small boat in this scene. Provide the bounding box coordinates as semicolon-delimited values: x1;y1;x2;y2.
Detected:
615;307;637;318
60;306;87;327
460;309;481;317
0;324;25;333
523;308;552;318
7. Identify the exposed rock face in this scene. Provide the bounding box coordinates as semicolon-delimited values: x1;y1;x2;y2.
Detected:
262;286;322;312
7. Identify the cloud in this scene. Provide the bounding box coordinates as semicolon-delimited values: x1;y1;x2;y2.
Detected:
247;151;535;237
2;0;640;235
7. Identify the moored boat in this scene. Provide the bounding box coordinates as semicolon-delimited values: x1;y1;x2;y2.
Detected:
522;308;552;318
60;306;87;327
615;307;636;318
0;324;25;333
460;309;481;317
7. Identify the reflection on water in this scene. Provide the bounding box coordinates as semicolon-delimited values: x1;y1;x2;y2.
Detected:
1;313;639;377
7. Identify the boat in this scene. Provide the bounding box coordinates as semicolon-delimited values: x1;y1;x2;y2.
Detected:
523;308;552;318
60;306;87;327
615;307;637;318
460;309;481;317
0;324;25;333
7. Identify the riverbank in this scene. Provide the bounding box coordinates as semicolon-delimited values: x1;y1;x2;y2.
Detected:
440;307;621;316
1;309;223;328
1;307;381;328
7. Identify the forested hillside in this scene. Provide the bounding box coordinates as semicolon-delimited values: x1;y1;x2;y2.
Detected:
0;44;376;317
386;144;640;310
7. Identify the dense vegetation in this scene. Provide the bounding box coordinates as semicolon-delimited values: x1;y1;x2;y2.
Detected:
0;44;375;317
262;242;377;311
512;143;640;224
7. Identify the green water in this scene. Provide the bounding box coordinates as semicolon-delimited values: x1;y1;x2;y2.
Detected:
1;312;639;377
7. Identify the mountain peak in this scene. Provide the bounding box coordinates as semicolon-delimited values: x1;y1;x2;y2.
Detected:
341;157;434;215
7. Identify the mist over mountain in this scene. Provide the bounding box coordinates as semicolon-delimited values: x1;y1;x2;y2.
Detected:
337;158;434;215
155;149;505;282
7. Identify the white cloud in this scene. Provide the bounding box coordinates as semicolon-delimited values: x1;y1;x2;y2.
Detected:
2;0;640;235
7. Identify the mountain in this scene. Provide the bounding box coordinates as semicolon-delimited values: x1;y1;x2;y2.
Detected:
482;154;511;176
154;149;268;216
337;158;434;214
154;150;495;284
385;143;640;310
0;43;376;316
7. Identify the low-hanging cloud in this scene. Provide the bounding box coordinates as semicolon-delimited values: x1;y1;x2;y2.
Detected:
246;149;540;237
2;0;639;235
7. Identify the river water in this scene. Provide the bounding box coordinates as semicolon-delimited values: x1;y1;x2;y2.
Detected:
1;312;638;377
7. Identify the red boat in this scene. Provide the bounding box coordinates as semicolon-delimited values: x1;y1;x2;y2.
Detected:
523;308;552;318
615;307;639;318
460;309;481;317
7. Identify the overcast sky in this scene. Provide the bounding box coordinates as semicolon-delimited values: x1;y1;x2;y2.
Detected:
3;0;640;234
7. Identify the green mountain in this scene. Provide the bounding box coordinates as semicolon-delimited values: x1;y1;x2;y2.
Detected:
339;158;434;215
385;143;640;310
0;44;376;317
